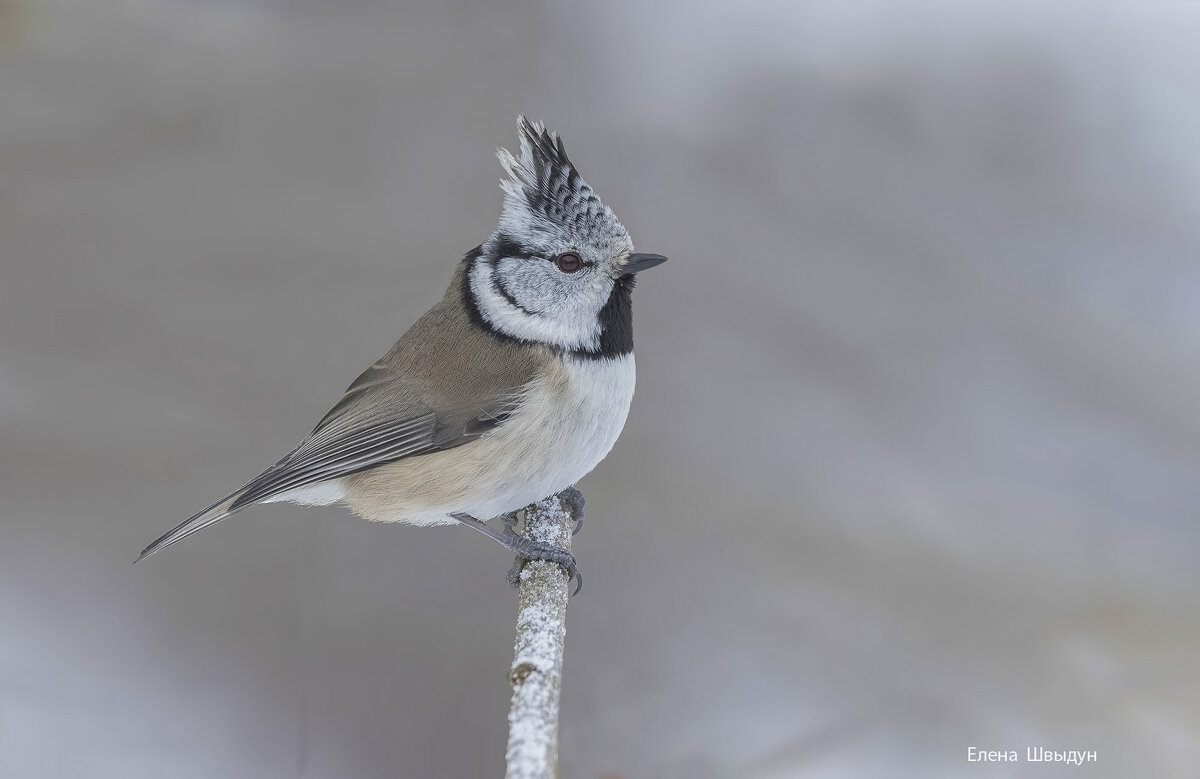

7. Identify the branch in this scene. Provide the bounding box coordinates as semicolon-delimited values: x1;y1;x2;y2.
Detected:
504;491;576;779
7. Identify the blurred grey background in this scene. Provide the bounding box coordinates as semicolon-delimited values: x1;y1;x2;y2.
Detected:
2;1;1199;777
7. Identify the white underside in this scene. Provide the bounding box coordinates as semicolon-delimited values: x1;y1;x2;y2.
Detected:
268;354;636;526
263;480;346;506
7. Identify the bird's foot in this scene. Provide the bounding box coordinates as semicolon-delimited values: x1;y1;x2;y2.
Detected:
504;537;581;596
559;486;585;536
450;511;582;596
500;510;521;536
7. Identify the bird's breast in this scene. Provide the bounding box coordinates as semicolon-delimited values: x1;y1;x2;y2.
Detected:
438;352;636;520
342;353;636;525
497;353;637;489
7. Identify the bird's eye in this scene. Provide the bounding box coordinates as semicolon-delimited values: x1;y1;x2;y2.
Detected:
554;252;583;273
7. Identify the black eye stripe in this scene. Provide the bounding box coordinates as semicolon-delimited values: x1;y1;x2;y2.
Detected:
489;232;535;262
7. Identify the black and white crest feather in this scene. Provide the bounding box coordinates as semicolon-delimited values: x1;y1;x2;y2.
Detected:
494;117;633;262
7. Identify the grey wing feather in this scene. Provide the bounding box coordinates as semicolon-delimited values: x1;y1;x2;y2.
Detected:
228;412;439;510
136;378;524;562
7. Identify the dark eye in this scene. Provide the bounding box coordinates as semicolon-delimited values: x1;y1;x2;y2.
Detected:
554;252;583;273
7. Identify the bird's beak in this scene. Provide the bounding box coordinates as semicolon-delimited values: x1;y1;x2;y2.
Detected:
621;253;668;276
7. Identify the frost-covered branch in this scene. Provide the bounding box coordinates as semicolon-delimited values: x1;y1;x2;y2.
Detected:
505;491;577;779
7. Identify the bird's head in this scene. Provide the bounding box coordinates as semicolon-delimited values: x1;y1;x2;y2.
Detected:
466;116;666;357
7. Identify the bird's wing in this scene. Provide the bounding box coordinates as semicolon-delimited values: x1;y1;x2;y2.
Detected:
136;380;527;561
229;371;529;512
138;272;545;561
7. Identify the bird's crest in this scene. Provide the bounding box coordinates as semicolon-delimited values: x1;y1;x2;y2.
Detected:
495;116;631;255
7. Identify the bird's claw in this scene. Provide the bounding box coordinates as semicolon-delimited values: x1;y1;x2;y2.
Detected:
559;486;585;536
500;510;521;536
507;538;582;596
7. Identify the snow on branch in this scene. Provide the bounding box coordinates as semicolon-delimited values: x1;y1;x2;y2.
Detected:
504;491;577;779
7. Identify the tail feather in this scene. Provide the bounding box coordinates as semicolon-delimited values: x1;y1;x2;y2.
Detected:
135;490;248;563
137;444;310;563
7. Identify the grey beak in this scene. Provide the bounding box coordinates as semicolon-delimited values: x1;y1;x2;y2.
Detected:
622;253;668;276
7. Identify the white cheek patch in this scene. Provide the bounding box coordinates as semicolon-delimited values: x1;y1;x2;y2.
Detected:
470;260;603;352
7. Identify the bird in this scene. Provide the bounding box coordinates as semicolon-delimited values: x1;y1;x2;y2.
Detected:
137;116;666;592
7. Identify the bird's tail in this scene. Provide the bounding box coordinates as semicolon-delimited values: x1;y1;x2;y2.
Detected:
135;489;249;563
136;442;311;563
